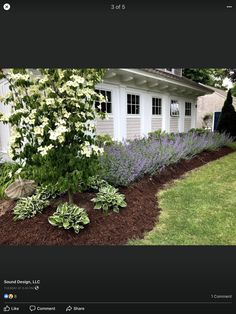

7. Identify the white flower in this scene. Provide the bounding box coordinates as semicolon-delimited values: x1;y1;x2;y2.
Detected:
49;125;68;141
70;75;85;84
15;168;22;175
9;73;30;81
34;126;44;136
39;77;49;85
62;108;71;119
66;80;79;88
81;145;92;157
0;113;10;123
38;144;54;156
91;145;104;155
75;121;83;131
46;98;55;105
58;135;65;143
23;116;34;125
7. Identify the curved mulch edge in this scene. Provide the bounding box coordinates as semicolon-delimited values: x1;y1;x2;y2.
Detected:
0;146;234;246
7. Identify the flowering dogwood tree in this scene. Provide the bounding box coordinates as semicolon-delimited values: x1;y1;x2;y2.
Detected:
0;69;107;203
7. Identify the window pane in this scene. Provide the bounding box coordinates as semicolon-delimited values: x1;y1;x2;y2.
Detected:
95;101;100;109
152;107;155;115
136;95;140;104
127;94;131;104
127;104;131;114
132;105;136;114
106;91;111;102
101;103;106;113
132;95;136;104
136;105;140;114
107;102;112;114
170;101;179;116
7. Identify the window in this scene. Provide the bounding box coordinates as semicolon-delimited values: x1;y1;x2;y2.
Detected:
152;97;162;115
170;100;179;117
185;102;192;116
165;68;174;73
95;89;112;113
127;93;140;114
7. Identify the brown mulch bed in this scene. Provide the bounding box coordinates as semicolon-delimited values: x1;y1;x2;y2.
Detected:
0;146;234;246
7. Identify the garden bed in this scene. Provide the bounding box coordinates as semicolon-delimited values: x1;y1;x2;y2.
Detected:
0;146;234;246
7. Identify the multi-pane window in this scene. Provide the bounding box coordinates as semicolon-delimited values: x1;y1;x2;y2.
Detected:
95;89;112;114
170;100;179;117
152;97;162;115
185;102;192;116
127;94;140;114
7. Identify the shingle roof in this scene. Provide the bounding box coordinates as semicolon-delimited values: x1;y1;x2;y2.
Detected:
201;84;236;106
142;68;213;93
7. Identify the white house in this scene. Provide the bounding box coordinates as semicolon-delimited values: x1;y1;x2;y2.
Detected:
0;68;213;153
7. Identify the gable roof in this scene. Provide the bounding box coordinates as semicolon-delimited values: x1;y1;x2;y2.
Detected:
200;84;236;106
142;69;213;94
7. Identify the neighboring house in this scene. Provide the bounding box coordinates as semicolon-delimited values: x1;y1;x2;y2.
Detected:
197;85;236;128
0;68;212;153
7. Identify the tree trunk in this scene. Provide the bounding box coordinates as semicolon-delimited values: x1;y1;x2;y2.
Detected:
68;190;74;204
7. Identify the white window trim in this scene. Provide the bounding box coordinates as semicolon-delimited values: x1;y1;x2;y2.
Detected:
185;101;192;117
170;99;180;117
95;84;114;118
126;91;141;117
152;96;162;116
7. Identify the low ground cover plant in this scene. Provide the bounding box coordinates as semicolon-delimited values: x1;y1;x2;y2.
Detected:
87;175;109;191
13;194;50;220
91;185;127;213
12;183;63;220
48;202;90;233
100;131;233;186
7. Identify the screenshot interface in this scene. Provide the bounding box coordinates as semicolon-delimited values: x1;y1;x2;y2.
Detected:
0;1;235;313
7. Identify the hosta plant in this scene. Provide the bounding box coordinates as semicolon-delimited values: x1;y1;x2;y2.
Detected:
36;183;63;201
48;202;90;234
91;185;127;213
87;175;109;191
13;194;50;220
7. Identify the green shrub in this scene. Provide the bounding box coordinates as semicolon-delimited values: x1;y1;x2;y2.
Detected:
48;202;90;233
87;175;109;190
148;129;175;140
0;162;19;199
91;185;127;213
217;89;236;138
96;134;114;147
13;194;50;220
148;129;162;138
36;183;63;200
188;128;210;135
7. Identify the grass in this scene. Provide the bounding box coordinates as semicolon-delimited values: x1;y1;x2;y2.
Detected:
129;150;236;245
228;141;236;150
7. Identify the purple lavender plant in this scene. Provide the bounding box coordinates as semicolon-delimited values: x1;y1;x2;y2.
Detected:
100;131;233;186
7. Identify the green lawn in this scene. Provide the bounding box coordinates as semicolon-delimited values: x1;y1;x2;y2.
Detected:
129;151;236;245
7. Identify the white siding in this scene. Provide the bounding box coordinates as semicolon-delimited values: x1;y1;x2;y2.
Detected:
127;117;141;139
151;117;162;131
0;80;11;153
96;117;114;137
184;118;192;132
170;117;179;133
